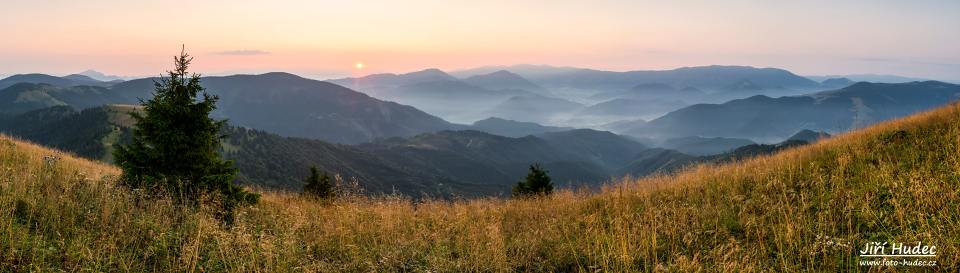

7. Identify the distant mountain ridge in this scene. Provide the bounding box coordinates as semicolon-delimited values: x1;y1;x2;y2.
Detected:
462;70;548;95
381;79;532;123
77;69;126;81
625;81;960;142
805;74;929;83
329;69;550;123
0;72;125;90
819;78;855;89
1;74;95;90
528;65;820;94
450;64;582;80
332;65;829;125
62;74;100;83
328;68;458;94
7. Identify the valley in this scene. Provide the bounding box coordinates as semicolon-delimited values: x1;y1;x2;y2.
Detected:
2;69;957;197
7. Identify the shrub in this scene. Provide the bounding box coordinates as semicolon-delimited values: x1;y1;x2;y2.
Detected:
303;166;335;200
512;163;553;197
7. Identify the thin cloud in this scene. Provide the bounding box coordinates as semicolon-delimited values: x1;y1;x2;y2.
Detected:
214;50;270;56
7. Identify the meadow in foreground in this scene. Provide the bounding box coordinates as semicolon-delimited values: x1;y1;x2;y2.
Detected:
2;102;959;272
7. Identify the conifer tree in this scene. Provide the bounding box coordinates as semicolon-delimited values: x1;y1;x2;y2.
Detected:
303;166;334;200
512;163;553;197
114;47;258;224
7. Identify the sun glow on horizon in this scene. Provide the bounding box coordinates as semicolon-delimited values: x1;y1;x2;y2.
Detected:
0;1;957;80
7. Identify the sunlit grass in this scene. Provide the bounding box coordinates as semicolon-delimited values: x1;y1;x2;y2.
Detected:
2;102;959;272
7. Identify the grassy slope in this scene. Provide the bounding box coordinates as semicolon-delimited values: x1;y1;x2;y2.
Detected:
1;103;959;272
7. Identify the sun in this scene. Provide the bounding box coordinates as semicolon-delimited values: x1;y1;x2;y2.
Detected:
354;62;364;70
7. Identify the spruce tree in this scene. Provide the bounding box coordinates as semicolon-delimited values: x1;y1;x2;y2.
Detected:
114;48;258;224
303;166;334;200
512;163;553;197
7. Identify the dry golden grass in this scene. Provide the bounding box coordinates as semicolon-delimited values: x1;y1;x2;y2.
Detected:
2;102;960;272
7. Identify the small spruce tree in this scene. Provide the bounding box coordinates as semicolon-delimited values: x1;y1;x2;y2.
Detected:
512;163;553;197
303;166;334;200
114;47;258;225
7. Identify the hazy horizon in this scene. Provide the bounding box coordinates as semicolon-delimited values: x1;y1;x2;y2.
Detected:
2;0;958;81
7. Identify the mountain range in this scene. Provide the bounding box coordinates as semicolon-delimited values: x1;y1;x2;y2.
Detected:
622;81;960;142
0;74;112;90
461;70;550;96
501;65;822;101
0;72;457;144
331;65;838;125
457;65;820;91
76;69;126;81
329;69;545;123
805;74;930;83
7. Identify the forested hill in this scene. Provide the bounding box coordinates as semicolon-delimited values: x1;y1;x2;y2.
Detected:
0;73;457;144
0;105;660;197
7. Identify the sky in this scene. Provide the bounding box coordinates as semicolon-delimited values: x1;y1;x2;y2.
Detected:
1;0;958;80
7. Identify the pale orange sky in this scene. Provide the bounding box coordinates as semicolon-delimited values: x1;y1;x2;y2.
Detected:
1;0;958;80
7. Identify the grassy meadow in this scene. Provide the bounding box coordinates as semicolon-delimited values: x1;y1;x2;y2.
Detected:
2;102;960;272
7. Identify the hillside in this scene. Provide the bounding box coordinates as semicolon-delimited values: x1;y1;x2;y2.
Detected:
114;73;458;144
0;73;456;144
0;105;651;196
2;99;958;271
0;105;486;196
537;129;648;170
0;83;67;115
469;117;571;137
356;130;615;191
0;106;119;160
